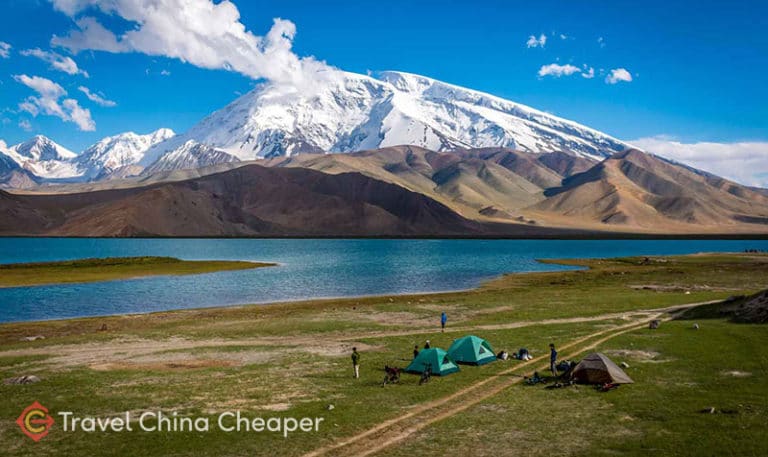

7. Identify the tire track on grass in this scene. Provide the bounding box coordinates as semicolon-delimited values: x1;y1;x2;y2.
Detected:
302;303;702;457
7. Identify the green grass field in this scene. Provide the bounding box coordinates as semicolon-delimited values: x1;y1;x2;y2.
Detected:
0;253;766;456
0;256;274;288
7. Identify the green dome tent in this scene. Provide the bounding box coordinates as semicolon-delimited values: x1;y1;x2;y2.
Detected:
405;348;460;376
447;335;496;365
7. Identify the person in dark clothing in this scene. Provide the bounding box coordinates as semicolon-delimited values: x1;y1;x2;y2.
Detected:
351;347;360;379
413;345;420;359
440;312;447;332
549;343;558;377
424;340;431;349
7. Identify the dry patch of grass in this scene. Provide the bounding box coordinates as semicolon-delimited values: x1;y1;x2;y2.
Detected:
721;370;752;378
90;359;237;371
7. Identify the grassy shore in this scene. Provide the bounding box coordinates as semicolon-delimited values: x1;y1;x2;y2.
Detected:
0;256;275;288
0;253;766;456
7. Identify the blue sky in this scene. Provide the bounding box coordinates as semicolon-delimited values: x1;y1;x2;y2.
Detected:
0;0;766;160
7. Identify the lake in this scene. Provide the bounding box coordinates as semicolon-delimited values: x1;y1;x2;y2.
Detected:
1;238;766;323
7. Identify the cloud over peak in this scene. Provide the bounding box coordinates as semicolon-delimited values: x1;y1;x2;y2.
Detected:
78;86;117;107
13;74;95;131
49;0;338;93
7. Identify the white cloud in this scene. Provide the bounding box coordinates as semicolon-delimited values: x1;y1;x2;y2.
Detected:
55;17;124;52
13;74;96;131
0;41;10;58
606;68;632;84
526;34;547;48
62;98;95;131
14;74;66;99
582;66;595;79
631;136;768;188
20;48;89;77
18;119;33;131
50;0;338;94
597;36;605;48
78;86;116;107
559;34;568;40
538;63;581;78
160;70;171;76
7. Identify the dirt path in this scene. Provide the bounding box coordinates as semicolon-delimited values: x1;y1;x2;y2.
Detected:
0;302;714;371
335;304;687;341
300;302;705;457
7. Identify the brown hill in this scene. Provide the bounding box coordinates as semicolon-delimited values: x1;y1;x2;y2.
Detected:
528;149;768;233
263;146;588;222
0;164;572;237
6;146;768;236
453;148;594;188
0;154;40;190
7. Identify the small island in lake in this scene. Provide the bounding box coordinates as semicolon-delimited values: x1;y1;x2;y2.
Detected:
0;256;274;288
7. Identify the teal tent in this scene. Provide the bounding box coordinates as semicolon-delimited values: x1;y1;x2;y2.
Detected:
447;335;496;365
405;348;459;376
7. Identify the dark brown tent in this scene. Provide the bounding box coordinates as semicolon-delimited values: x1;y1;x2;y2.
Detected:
569;353;634;384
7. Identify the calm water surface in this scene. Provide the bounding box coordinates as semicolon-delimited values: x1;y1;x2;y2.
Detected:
0;238;766;323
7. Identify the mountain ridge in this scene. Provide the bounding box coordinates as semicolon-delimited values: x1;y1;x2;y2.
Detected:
2;146;767;236
0;129;174;188
141;70;630;171
0;164;558;237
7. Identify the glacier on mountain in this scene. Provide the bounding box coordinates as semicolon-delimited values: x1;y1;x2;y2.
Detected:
143;71;630;172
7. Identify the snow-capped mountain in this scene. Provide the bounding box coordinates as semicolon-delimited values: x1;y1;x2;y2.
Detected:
143;71;630;172
0;129;175;187
75;128;175;179
142;140;239;175
2;135;80;179
2;70;633;183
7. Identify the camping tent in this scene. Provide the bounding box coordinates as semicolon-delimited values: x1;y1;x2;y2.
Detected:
405;348;460;376
447;335;496;365
569;353;634;384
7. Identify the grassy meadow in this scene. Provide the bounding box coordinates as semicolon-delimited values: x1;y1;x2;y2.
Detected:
0;253;766;456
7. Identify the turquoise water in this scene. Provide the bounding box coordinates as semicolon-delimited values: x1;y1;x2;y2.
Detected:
0;238;766;323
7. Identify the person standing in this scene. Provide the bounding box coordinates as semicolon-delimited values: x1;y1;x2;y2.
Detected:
441;312;447;332
549;343;558;377
413;345;420;359
424;340;431;349
351;347;360;379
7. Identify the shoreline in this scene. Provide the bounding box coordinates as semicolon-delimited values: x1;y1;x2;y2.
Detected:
0;258;588;326
0;276;502;326
0;252;756;326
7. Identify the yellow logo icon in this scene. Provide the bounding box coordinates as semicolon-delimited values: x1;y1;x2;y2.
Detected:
16;401;54;442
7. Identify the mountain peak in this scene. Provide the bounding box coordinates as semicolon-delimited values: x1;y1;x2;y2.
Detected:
75;128;177;179
377;71;437;94
143;70;630;172
12;135;77;161
150;128;175;142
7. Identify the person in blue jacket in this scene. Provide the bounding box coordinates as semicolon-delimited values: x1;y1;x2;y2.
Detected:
549;343;558;377
441;312;447;332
